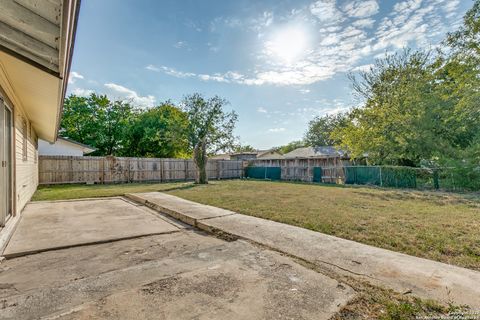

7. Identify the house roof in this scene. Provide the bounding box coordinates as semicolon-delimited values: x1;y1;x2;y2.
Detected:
209;154;230;160
283;146;347;159
0;0;80;142
231;149;281;157
58;137;96;154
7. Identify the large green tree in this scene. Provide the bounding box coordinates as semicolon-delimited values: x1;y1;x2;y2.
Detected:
304;113;349;146
61;94;134;155
333;50;443;165
123;103;189;158
331;1;480;166
182;93;238;184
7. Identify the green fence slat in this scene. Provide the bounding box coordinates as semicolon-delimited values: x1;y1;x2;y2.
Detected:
313;167;322;182
246;167;281;180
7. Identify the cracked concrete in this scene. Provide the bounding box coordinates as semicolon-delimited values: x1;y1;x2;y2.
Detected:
126;192;480;308
0;198;356;319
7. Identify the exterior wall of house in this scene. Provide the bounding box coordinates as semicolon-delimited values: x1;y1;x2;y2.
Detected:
39;139;85;156
13;99;38;215
0;82;39;217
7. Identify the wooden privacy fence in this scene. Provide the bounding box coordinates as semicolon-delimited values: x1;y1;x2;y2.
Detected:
39;156;244;185
249;158;349;183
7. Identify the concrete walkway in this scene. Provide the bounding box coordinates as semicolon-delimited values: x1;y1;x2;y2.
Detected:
0;200;354;319
126;192;480;308
3;197;181;258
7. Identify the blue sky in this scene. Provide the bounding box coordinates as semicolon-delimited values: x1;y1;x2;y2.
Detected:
68;0;470;149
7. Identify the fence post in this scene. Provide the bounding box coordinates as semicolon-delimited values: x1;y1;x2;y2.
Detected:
127;158;131;183
433;170;439;190
379;166;383;187
69;157;73;183
184;159;188;181
101;158;105;184
160;159;164;182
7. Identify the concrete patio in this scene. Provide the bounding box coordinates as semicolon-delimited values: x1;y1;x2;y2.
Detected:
3;198;180;258
126;192;480;308
0;197;355;320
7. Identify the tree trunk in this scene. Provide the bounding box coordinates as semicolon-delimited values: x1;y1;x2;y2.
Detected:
193;140;208;184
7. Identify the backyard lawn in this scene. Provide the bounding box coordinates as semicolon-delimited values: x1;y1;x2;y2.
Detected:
33;180;480;270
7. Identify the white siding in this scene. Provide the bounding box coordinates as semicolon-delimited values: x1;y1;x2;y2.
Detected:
39;139;85;156
14;102;38;215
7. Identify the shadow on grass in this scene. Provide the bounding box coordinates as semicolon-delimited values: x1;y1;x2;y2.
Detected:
159;183;199;192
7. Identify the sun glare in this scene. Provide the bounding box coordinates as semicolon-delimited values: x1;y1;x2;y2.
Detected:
267;26;309;63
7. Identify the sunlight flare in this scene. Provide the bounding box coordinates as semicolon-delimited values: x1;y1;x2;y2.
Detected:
266;25;309;63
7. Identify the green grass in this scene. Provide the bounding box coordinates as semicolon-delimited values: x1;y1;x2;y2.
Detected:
33;179;480;270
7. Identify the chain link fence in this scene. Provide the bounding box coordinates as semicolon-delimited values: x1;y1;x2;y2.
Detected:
343;166;480;191
246;165;480;192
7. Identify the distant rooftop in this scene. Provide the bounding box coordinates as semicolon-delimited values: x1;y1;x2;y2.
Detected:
283;146;346;159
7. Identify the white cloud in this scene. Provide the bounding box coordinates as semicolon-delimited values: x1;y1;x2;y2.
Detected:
68;71;84;84
150;65;196;78
443;0;460;18
352;18;376;29
343;0;379;18
268;127;285;133
71;87;93;97
150;0;462;87
145;64;160;72
174;41;189;49
310;0;343;24
104;83;155;108
207;42;220;52
299;89;311;94
250;11;274;32
374;0;460;51
257;107;268;113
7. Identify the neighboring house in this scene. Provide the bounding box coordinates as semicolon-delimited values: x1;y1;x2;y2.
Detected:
209;154;231;160
281;146;350;167
230;149;283;161
282;146;346;159
39;137;96;156
256;149;284;160
230;152;258;161
250;146;351;182
251;146;349;166
0;0;79;233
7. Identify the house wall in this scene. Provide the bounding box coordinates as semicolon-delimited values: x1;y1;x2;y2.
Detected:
39;139;84;156
0;83;39;217
13;99;38;215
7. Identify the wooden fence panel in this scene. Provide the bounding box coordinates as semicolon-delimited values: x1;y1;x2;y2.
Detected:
250;158;347;183
38;156;244;185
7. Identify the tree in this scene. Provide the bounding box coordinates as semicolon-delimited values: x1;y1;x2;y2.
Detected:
60;94;135;155
304;113;349;146
446;0;480;57
233;144;256;153
182;93;238;184
332;50;447;166
275;140;306;154
123;102;189;158
440;1;480;156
